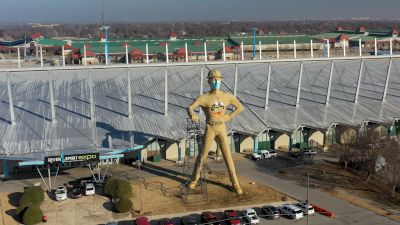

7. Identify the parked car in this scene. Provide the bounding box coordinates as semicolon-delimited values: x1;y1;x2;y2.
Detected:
135;217;150;225
294;202;315;215
261;205;280;219
224;210;242;225
105;222;118;225
55;187;67;201
242;208;260;224
201;211;221;225
71;185;83;199
84;183;95;196
159;218;174;225
299;149;317;157
280;204;304;220
181;215;197;225
252;150;277;160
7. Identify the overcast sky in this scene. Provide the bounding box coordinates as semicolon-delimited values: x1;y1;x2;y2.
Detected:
1;0;399;23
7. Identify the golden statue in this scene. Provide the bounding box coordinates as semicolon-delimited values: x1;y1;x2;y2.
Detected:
187;69;244;194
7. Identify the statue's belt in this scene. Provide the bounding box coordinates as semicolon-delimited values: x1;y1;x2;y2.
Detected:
206;121;224;126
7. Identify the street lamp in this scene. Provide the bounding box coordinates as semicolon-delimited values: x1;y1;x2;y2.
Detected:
251;28;257;59
100;25;110;65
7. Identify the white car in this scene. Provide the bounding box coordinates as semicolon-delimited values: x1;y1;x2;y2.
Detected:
84;183;95;196
55;185;67;201
242;208;260;224
295;202;315;215
280;204;304;220
252;150;277;160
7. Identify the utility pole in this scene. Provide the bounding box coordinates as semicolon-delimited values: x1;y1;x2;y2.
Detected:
307;172;310;225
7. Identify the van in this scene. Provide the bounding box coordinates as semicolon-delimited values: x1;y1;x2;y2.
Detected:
280;204;304;220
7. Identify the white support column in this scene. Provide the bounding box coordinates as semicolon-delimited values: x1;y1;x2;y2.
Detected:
125;44;129;65
165;43;169;63
264;63;272;109
185;42;189;63
296;61;304;107
310;40;314;58
200;65;204;95
83;44;87;66
164;67;168;115
383;58;393;102
276;41;280;59
204;42;207;62
234;64;238;97
6;73;16;125
259;41;262;60
241;41;244;60
359;39;362;57
222;42;226;61
145;43;149;64
355;59;364;103
89;69;95;121
40;46;43;67
374;38;378;56
62;45;65;67
390;38;393;55
326;60;335;105
127;69;133;118
48;72;56;123
326;40;330;57
17;47;21;68
343;41;346;57
294;40;297;59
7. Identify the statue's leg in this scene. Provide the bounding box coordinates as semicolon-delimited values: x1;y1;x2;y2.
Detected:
188;125;215;189
215;127;243;194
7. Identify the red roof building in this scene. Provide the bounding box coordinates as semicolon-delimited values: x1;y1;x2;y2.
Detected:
337;25;344;32
130;49;144;59
359;26;366;33
31;33;43;39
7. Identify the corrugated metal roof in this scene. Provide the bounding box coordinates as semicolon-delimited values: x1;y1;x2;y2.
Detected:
0;57;399;159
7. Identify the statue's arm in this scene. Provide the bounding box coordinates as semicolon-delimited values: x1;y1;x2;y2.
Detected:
227;96;244;121
187;96;203;122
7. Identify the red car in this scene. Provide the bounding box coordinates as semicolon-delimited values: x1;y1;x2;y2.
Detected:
224;210;242;225
135;217;150;225
201;211;221;225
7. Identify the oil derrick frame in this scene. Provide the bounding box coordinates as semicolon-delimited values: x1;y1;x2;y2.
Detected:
180;118;208;203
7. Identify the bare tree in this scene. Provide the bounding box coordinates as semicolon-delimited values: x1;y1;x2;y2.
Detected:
382;139;400;197
351;128;383;182
332;126;356;169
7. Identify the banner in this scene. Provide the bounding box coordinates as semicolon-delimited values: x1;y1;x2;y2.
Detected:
44;153;99;165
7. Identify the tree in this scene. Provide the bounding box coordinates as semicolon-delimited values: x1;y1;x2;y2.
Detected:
382;139;400;196
351;128;383;182
19;187;44;206
22;206;43;225
104;177;132;201
114;198;133;213
332;126;357;169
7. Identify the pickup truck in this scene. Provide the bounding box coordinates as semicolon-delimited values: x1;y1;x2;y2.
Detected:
252;150;277;160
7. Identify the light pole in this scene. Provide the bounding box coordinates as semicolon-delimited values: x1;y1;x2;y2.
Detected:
100;25;110;65
251;28;257;59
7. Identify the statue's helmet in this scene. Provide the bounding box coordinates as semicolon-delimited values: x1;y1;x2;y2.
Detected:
207;69;223;79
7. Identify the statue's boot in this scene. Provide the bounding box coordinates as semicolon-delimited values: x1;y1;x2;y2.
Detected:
233;183;243;195
188;181;198;189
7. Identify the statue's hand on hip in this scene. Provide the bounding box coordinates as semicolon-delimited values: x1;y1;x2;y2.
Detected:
191;114;200;123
